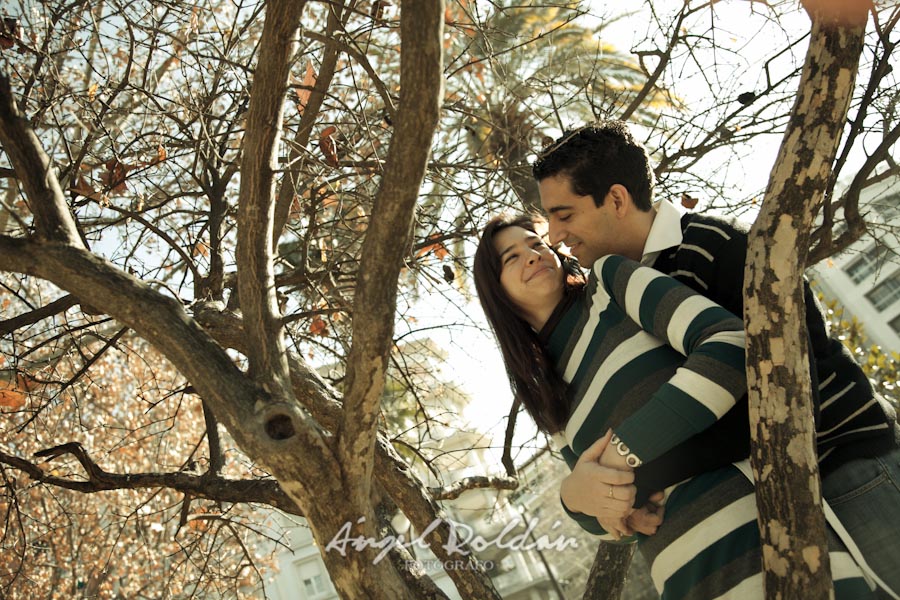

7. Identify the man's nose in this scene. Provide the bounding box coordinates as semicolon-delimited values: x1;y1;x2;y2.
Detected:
548;222;564;245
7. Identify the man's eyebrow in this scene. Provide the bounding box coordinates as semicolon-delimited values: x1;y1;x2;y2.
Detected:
545;205;570;214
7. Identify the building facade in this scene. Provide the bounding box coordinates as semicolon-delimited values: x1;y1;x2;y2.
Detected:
808;175;900;352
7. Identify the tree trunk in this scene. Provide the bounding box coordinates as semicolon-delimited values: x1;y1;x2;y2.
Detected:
582;543;635;600
0;0;493;596
743;1;868;597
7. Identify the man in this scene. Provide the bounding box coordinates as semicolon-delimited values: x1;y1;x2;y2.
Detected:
533;120;900;592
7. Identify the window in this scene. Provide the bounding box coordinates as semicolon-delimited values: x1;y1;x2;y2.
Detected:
845;244;888;284
890;314;900;334
303;574;325;597
871;192;900;223
866;271;900;312
294;558;332;599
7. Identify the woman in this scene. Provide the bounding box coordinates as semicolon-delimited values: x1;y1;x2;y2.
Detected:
473;214;875;599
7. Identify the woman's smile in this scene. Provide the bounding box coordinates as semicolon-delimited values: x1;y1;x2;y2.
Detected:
527;265;552;282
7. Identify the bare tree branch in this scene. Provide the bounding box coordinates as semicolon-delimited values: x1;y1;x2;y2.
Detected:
0;294;79;336
809;122;900;264
0;444;301;514
203;401;226;478
619;3;688;122
338;0;444;508
502;396;521;477
273;1;350;245
236;0;309;401
429;476;518;501
0;74;81;244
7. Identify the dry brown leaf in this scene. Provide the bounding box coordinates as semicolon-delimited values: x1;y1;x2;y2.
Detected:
319;126;340;167
681;192;699;210
416;234;449;260
0;17;22;51
309;316;328;337
0;381;26;409
296;61;317;115
100;158;130;195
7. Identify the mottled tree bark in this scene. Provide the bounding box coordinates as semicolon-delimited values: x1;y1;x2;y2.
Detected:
744;1;869;597
582;543;636;600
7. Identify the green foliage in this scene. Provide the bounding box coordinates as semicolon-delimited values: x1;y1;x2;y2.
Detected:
441;1;672;211
819;294;900;406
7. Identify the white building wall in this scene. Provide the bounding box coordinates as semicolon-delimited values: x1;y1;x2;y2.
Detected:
810;249;900;351
263;515;339;600
808;175;900;352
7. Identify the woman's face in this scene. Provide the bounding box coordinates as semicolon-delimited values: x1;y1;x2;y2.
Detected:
493;225;565;319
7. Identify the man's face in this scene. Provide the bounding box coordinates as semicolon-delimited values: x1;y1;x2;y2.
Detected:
538;174;620;266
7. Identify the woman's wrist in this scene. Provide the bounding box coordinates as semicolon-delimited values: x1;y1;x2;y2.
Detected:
610;432;643;468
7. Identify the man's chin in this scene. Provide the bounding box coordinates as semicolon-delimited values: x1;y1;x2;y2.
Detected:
572;248;595;265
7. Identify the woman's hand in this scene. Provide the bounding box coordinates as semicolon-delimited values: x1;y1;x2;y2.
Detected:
560;430;637;538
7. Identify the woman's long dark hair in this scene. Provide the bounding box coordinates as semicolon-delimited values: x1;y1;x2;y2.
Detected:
473;214;586;434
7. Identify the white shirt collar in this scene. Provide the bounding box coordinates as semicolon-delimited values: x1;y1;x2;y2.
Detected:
641;199;684;266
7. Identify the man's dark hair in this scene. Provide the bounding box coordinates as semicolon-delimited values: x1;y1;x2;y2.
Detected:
532;121;656;211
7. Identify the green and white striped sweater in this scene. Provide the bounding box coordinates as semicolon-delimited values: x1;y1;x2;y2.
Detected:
546;255;874;599
547;254;746;463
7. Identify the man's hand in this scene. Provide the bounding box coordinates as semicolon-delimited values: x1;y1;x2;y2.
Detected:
626;491;666;536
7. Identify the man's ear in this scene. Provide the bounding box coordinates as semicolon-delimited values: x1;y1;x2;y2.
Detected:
607;184;633;217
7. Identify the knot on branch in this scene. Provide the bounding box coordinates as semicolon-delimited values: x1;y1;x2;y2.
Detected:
257;402;300;442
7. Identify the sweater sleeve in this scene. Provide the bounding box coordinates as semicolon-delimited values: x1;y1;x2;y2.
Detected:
595;255;747;463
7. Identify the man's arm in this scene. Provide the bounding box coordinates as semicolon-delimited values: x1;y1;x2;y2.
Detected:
594;254;747;463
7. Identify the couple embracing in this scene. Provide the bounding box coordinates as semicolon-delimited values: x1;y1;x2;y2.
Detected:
473;121;900;599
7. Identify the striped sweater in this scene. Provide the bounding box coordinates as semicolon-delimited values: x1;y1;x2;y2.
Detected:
638;463;873;599
546;256;875;598
653;213;897;472
548;254;746;460
544;254;748;510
